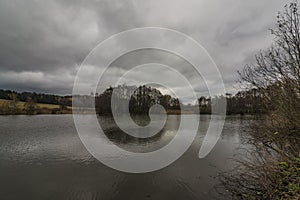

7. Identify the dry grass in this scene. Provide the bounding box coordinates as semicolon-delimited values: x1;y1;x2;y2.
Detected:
0;99;71;110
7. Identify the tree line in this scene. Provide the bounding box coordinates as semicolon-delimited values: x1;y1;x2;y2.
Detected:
0;89;72;106
95;85;180;115
198;88;267;115
94;84;272;115
0;85;271;115
0;89;72;115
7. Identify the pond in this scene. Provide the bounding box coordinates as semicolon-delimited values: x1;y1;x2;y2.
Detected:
0;115;253;200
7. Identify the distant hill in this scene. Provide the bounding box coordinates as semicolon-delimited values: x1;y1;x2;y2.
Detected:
0;89;73;114
0;89;72;106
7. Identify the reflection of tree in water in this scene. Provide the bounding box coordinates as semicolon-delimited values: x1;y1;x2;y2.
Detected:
98;115;180;153
95;84;181;152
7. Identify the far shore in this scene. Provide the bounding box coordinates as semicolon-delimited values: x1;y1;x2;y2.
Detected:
0;98;257;116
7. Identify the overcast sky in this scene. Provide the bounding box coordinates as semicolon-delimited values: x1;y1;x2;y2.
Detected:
0;0;291;96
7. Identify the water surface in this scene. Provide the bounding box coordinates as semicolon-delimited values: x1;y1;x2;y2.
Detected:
0;115;252;200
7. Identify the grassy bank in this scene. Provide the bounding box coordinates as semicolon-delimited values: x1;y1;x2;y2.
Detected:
0;99;72;115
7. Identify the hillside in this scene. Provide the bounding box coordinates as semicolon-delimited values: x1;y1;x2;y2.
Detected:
0;99;71;115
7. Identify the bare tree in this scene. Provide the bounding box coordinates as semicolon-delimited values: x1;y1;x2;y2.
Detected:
238;0;300;152
24;97;37;115
224;1;300;199
8;93;18;114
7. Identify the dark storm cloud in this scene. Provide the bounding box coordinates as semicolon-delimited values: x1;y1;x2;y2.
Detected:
0;0;291;94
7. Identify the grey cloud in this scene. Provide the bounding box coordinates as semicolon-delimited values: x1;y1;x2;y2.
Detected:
0;0;292;95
